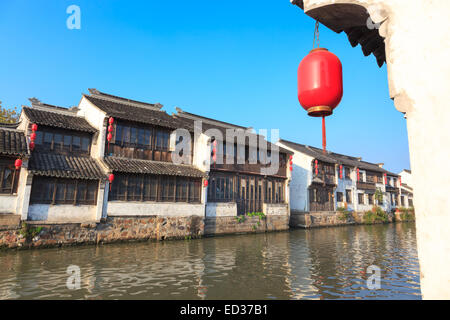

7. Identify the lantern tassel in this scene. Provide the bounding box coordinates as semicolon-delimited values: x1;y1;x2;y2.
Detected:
322;116;327;154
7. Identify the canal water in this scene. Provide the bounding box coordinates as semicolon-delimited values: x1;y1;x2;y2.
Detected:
0;223;421;299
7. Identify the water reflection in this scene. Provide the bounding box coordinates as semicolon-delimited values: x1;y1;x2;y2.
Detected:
0;223;421;300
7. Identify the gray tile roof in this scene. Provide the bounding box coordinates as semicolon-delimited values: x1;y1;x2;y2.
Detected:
175;109;294;155
103;156;206;178
279;139;397;175
28;153;105;180
0;127;28;156
85;94;193;131
22;106;96;133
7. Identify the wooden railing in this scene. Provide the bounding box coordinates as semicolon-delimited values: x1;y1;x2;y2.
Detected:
357;181;376;190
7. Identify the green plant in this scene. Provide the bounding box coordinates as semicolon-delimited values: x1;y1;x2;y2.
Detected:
374;188;384;205
336;207;350;221
235;215;246;223
363;206;388;224
19;222;43;240
398;207;415;221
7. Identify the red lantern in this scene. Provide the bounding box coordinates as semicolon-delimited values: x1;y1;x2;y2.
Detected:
289;165;293;172
31;123;38;132
339;165;343;179
384;173;387;185
298;46;343;153
15;159;22;170
289;155;293;160
290;160;293;166
357;168;360;181
399;176;402;187
314;159;318;175
30;132;36;141
108;173;115;191
107;133;113;142
204;180;208;187
109;117;114;125
108;125;114;132
29;141;35;151
298;48;343;116
212;140;217;164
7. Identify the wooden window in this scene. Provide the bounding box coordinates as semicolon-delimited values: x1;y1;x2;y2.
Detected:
368;194;374;205
34;127;91;155
208;173;234;202
401;196;405;206
35;131;43;145
0;159;19;194
345;189;352;203
143;176;158;201
358;193;365;205
176;178;188;202
344;167;351;179
155;130;169;151
30;177;98;205
337;192;343;202
109;174;201;203
408;198;413;207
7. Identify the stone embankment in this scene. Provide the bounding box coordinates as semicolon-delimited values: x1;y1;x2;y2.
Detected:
290;208;415;228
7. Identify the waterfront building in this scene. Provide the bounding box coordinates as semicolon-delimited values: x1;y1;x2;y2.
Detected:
399;169;414;208
1;89;291;234
17;99;106;222
79;89;208;220
277;139;399;214
174;108;293;218
0;123;29;225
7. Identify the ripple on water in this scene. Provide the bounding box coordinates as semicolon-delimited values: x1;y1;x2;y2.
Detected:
0;223;421;299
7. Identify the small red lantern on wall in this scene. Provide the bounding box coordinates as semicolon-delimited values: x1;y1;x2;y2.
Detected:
108;173;115;191
384;173;387;185
204;180;208;187
30;132;36;141
357;168;360;181
212;140;217;165
339;165;343;179
29;141;35;151
297;22;343;153
31;123;38;132
314;159;318;175
108;125;114;133
399;176;402;187
15;159;22;170
109;117;114;125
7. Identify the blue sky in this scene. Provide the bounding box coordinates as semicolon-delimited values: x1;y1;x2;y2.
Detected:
0;0;409;173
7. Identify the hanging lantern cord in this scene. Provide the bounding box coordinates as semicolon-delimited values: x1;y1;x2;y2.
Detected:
322;116;327;154
313;20;320;49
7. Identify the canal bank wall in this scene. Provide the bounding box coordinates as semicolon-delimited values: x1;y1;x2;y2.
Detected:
0;213;290;250
290;209;415;228
1;209;414;250
0;216;205;249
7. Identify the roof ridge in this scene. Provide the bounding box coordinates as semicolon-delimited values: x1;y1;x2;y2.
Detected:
24;104;83;118
175;107;248;130
87;89;163;111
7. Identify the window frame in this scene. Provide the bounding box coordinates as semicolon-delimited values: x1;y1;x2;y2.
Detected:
30;176;98;205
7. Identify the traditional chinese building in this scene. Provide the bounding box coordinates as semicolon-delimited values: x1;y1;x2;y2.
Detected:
0;123;29;226
277;138;399;215
175;108;293;218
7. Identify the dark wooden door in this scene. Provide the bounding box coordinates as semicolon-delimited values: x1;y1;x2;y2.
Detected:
309;185;334;211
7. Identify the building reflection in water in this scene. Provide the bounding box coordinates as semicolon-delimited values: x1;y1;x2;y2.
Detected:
0;223;420;299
